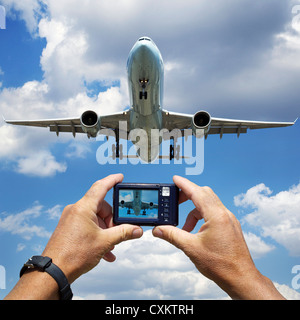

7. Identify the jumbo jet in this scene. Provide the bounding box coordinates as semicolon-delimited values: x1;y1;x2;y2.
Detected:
5;36;296;162
119;190;158;216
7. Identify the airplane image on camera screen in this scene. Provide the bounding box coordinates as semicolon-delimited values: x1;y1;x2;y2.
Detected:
119;189;159;218
4;36;296;162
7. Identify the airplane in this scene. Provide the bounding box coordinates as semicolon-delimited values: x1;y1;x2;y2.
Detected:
4;36;296;162
119;189;158;216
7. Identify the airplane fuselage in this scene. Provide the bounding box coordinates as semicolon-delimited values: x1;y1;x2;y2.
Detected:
127;37;164;161
132;190;142;215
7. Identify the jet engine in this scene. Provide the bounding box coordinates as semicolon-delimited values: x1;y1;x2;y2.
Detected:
80;110;101;137
192;111;211;136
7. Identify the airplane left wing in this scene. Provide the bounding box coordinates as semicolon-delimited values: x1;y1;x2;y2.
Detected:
119;201;134;209
4;117;84;137
4;110;131;138
162;110;296;138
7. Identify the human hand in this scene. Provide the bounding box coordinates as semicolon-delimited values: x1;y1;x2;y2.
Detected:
153;175;285;300
43;173;143;284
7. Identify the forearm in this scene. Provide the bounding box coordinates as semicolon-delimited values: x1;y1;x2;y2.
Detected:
219;268;286;300
4;269;60;300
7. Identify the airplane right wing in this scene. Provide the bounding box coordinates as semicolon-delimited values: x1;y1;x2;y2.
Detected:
141;201;158;210
162;110;297;138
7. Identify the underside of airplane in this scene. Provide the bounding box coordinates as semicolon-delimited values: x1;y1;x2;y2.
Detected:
4;36;296;163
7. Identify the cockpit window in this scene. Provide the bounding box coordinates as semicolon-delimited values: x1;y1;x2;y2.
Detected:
139;37;151;41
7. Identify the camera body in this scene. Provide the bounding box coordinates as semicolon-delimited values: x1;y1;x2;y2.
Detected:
113;183;179;226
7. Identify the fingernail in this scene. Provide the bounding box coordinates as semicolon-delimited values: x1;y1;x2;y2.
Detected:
153;227;163;238
132;228;143;239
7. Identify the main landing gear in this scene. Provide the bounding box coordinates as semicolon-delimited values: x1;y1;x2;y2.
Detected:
112;131;124;160
169;139;181;161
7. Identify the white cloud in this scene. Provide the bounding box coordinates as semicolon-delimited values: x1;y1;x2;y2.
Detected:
46;204;63;220
65;141;92;159
275;283;300;300
235;183;300;257
0;203;52;240
16;243;26;252
243;232;275;259
1;0;43;34
72;230;229;300
0;82;125;177
16;150;67;177
72;230;300;300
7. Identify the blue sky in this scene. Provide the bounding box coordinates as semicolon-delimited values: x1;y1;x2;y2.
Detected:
0;0;300;299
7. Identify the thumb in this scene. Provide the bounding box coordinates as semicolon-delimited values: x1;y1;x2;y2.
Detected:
153;226;195;253
104;224;143;246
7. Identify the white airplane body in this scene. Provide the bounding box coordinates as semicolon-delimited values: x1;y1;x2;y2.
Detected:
5;36;296;162
119;189;158;216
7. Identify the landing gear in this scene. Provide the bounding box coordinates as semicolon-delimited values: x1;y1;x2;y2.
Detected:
169;144;174;161
139;90;148;100
169;139;181;161
112;143;123;160
127;209;131;215
139;78;148;100
142;210;146;216
112;131;124;160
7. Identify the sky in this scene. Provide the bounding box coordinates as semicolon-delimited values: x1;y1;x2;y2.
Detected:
0;0;300;300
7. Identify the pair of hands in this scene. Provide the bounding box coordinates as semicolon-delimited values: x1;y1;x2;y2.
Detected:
8;174;285;300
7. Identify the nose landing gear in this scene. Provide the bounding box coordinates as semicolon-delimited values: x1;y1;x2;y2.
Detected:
139;78;149;100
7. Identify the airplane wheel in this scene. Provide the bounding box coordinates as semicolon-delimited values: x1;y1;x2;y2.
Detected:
175;145;180;160
119;144;123;160
169;145;174;160
112;144;116;160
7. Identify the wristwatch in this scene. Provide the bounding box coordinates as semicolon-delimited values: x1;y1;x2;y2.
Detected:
20;255;73;300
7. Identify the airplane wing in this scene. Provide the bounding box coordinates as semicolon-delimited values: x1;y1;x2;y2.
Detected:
4;111;130;137
141;201;158;210
162;110;297;138
119;201;133;209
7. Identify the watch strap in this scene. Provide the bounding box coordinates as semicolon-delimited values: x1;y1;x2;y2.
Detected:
20;256;73;300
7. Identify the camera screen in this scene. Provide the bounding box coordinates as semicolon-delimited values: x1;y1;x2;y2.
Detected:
118;189;159;219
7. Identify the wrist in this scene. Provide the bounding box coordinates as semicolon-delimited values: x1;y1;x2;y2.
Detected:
5;268;60;300
42;248;79;284
221;267;285;300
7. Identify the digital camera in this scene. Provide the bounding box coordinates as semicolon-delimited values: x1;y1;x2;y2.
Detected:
113;183;179;226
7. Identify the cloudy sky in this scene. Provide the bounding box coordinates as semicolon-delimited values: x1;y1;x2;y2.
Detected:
0;0;300;300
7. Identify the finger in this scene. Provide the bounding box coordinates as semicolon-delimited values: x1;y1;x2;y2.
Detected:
182;208;202;232
103;224;143;246
173;175;226;222
103;251;116;263
173;175;199;201
82;174;124;214
96;200;115;227
153;226;194;253
178;190;189;205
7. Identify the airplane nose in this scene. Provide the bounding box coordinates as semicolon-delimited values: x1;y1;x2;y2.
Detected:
135;42;154;59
